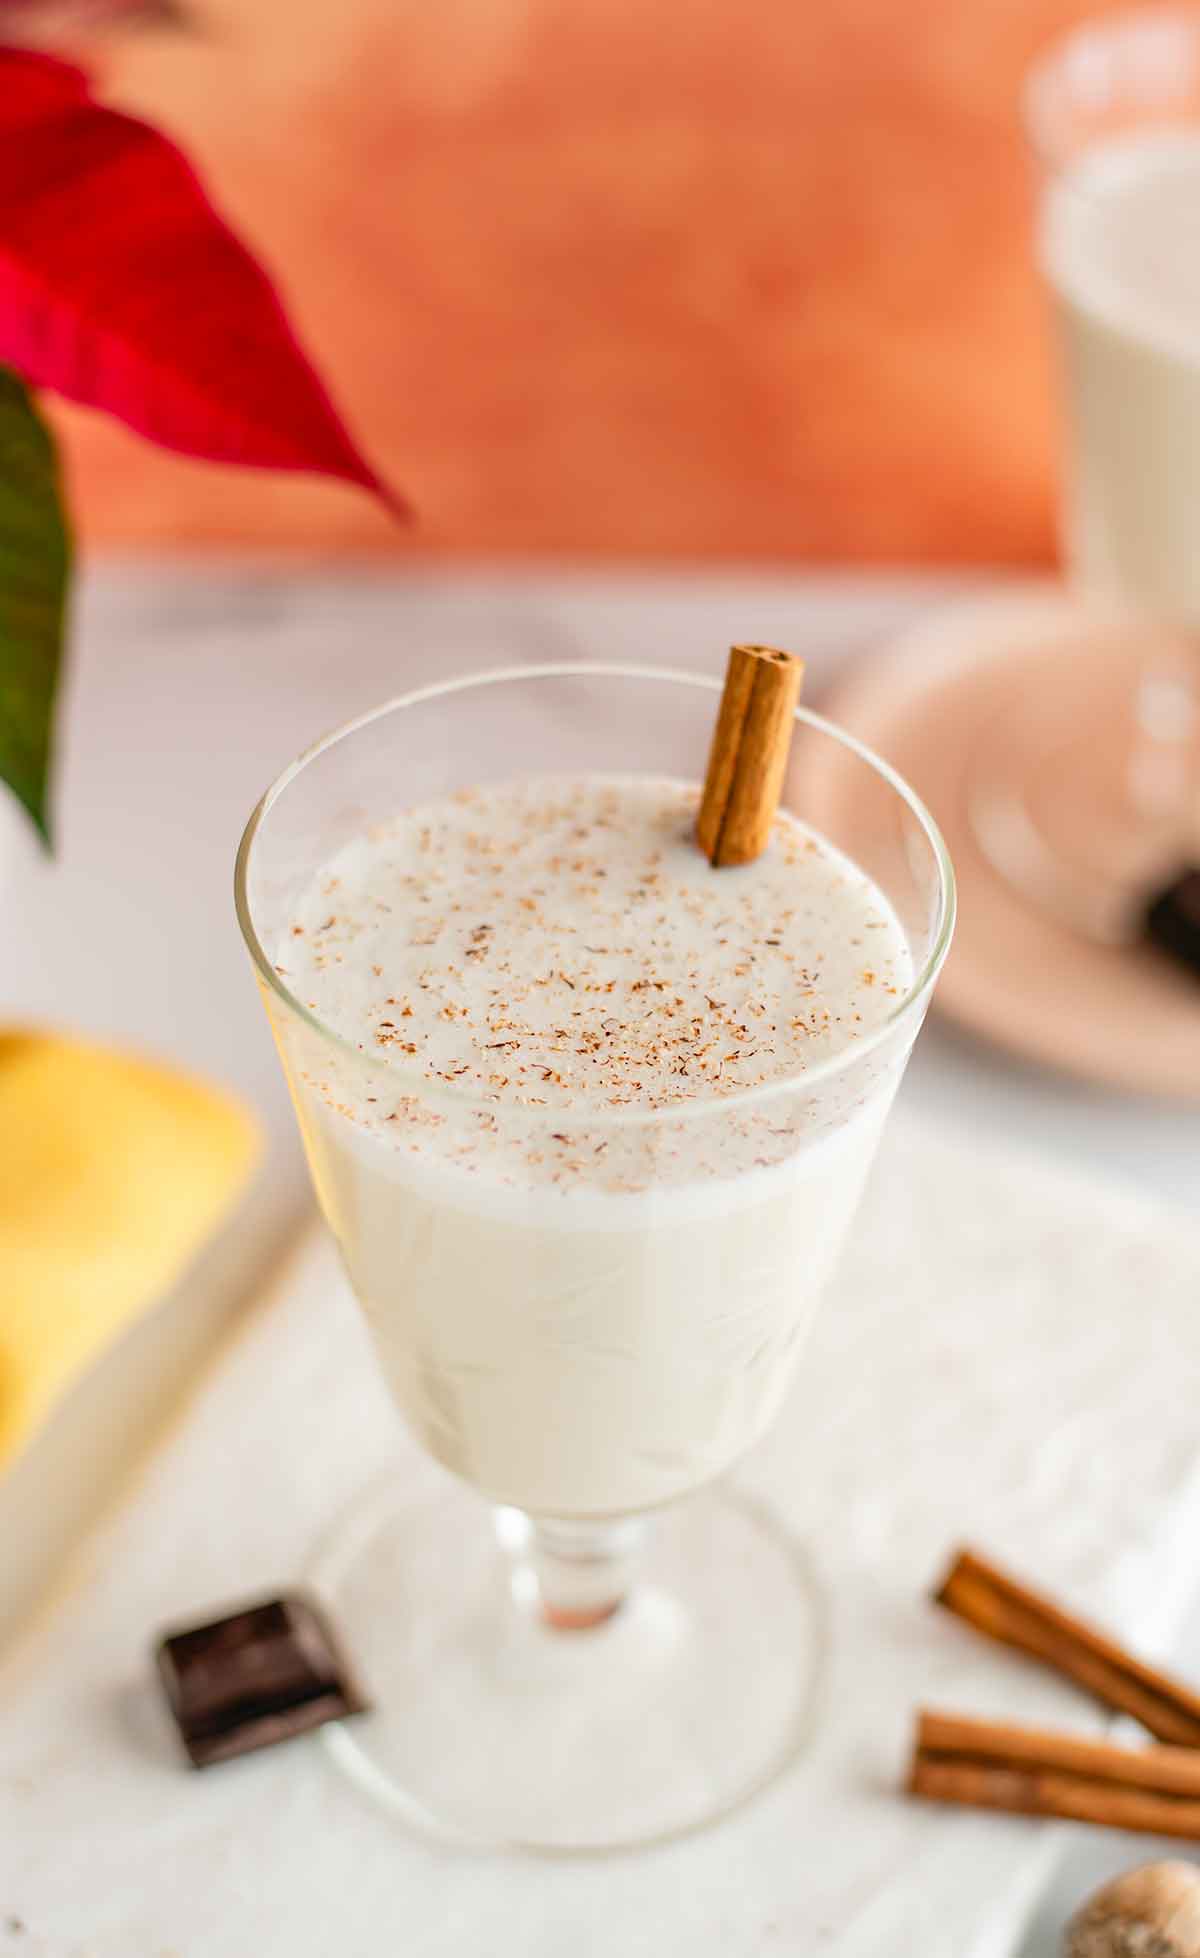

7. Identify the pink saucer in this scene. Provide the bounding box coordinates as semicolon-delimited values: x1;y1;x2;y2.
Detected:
812;590;1200;1100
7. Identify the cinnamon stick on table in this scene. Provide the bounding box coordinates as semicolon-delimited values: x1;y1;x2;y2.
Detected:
935;1547;1200;1747
910;1708;1200;1842
696;643;803;867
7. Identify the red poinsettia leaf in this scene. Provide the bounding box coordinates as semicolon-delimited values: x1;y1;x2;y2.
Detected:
0;50;404;512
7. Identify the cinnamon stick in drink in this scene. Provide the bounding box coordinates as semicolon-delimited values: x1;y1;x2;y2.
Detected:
909;1708;1200;1842
696;644;803;867
935;1547;1200;1747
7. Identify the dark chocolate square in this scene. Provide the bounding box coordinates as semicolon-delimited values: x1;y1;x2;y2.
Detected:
155;1594;366;1768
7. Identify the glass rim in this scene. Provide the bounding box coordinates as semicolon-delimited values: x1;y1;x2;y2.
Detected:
234;662;956;1131
1023;3;1200;173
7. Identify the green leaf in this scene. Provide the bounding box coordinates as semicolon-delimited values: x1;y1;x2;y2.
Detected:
0;366;69;848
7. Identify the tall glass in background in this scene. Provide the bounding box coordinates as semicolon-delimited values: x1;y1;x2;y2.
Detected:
974;8;1200;943
236;665;953;1850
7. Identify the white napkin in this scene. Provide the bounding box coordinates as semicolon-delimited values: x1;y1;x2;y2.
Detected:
4;1113;1200;1958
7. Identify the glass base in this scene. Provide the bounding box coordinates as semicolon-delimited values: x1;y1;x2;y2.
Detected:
307;1469;824;1853
967;626;1200;945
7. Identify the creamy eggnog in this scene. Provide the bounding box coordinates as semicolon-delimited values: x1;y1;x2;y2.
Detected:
274;775;914;1516
1044;130;1200;621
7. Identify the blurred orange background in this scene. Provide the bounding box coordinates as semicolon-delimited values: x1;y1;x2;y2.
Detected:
61;0;1109;563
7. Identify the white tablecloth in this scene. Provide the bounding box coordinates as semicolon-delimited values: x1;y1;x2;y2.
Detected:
6;1112;1200;1956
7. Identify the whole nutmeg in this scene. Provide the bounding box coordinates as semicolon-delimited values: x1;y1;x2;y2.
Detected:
1065;1862;1200;1957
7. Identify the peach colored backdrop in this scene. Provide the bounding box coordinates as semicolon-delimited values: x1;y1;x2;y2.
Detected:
63;0;1107;563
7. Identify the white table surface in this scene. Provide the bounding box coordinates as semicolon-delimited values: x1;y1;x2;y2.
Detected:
4;563;1200;1950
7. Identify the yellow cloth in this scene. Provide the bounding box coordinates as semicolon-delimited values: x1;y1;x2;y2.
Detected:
0;1030;259;1469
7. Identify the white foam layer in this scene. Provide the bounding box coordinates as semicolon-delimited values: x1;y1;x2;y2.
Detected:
305;1062;900;1230
277;773;912;1194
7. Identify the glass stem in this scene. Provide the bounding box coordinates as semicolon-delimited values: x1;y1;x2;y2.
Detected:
503;1510;648;1630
